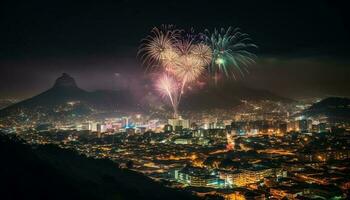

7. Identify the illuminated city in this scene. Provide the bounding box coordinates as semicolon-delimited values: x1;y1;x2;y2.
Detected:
1;1;349;200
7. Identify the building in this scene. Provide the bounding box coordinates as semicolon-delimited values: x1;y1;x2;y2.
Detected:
163;124;173;132
174;167;221;188
299;119;308;132
174;137;192;145
96;123;107;133
79;122;93;131
168;117;190;131
220;166;279;187
287;119;312;133
298;149;350;162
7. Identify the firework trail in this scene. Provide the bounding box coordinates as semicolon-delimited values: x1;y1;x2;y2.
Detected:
156;74;179;116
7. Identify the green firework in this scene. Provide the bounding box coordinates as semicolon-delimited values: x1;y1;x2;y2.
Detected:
205;27;257;79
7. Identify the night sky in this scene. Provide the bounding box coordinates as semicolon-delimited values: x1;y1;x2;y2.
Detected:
0;0;349;100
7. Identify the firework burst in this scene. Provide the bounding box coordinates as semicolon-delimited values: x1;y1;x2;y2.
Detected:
204;27;257;79
190;43;213;66
174;55;204;85
138;26;180;70
139;25;256;117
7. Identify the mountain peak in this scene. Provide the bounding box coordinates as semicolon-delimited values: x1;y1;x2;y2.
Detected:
53;73;78;88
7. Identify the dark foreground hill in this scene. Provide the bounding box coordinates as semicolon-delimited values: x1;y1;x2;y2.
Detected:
0;133;199;200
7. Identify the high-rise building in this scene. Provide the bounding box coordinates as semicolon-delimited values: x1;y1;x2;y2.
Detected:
299;119;310;132
168;117;190;131
91;122;98;132
192;129;208;138
96;123;107;133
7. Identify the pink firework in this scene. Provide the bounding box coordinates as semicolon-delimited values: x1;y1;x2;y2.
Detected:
156;74;180;117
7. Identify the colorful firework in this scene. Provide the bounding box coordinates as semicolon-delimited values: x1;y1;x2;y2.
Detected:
155;74;179;117
139;25;256;117
174;55;204;84
204;27;257;79
190;43;213;66
138;26;180;70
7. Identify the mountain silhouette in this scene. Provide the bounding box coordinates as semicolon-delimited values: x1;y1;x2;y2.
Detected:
53;73;79;88
303;97;350;122
0;74;293;120
0;73;135;119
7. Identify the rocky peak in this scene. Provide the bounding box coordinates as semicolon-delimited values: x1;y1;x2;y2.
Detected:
53;73;78;88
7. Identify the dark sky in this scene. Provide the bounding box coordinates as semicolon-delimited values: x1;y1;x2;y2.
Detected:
0;0;349;100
